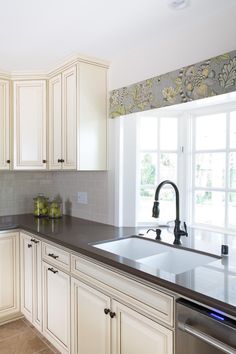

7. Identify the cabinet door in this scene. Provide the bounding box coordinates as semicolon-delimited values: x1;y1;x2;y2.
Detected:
13;80;47;170
20;234;33;322
112;301;173;354
71;278;111;354
32;237;42;332
43;262;70;354
0;79;10;170
48;74;62;170
62;65;77;170
79;62;107;170
0;232;20;323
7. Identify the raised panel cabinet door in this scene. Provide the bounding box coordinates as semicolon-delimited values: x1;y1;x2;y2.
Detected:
43;262;70;354
62;65;77;170
20;234;33;322
78;62;107;170
32;237;42;332
0;79;10;170
0;232;20;322
112;301;173;354
48;74;62;170
13;80;47;170
71;278;111;354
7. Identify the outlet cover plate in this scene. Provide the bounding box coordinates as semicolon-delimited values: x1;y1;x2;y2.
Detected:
77;192;88;204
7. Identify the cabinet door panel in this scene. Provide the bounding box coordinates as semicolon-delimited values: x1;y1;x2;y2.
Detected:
20;234;33;321
0;233;20;322
49;74;62;170
62;66;77;170
112;301;173;354
43;262;70;353
79;63;107;170
32;239;42;331
0;80;10;170
13;80;46;170
71;278;111;354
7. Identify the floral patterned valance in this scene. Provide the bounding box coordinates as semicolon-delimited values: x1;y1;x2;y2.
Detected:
109;49;236;118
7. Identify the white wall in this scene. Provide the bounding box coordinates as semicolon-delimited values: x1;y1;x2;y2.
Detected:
109;3;236;90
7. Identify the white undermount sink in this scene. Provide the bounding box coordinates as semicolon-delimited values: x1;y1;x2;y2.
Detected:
93;237;220;275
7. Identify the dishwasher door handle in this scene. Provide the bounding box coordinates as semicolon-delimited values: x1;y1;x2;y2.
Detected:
179;322;236;354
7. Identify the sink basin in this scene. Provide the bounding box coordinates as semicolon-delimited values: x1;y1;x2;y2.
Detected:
93;237;167;260
137;250;218;274
93;236;220;274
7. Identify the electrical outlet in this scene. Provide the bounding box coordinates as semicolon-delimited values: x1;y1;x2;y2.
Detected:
77;192;88;204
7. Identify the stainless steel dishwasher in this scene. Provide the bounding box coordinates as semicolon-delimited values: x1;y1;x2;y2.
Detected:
176;298;236;354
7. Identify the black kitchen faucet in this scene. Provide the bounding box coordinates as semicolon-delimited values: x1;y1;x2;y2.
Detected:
152;180;188;245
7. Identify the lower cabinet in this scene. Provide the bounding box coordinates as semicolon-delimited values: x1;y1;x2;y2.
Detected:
71;278;111;354
20;232;42;332
112;300;173;354
0;232;20;323
42;261;70;354
71;277;173;354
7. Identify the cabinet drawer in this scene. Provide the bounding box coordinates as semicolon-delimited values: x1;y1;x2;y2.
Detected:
42;243;70;271
71;255;174;327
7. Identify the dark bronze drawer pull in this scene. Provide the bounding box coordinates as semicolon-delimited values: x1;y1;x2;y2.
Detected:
48;267;58;274
31;238;39;244
48;253;59;259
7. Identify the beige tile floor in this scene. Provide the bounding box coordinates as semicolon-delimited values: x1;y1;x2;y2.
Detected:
0;318;61;354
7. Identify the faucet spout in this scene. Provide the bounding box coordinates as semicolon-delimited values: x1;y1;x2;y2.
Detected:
152;180;187;245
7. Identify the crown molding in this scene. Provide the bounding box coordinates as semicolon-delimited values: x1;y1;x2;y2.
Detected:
0;53;110;81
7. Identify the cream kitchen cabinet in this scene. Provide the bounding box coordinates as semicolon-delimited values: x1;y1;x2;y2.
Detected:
112;300;173;354
78;62;108;171
71;255;174;354
42;261;70;354
48;66;77;170
0;232;20;323
71;278;111;354
0;79;10;170
20;232;42;332
48;61;108;171
13;80;47;170
71;277;173;354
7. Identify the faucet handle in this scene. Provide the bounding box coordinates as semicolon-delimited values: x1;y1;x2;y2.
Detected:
183;222;188;237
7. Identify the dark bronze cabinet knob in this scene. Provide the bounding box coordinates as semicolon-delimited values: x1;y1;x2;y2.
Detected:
110;312;116;318
104;308;110;315
6;160;10;164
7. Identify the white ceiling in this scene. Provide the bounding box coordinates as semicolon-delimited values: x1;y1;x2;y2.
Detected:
0;0;235;75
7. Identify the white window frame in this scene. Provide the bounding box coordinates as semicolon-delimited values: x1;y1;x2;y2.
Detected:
116;98;236;236
189;102;236;235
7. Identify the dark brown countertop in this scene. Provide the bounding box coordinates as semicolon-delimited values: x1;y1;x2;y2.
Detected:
1;214;236;318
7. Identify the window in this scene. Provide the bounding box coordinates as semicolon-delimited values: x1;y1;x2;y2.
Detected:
192;110;236;231
136;115;179;224
133;100;236;234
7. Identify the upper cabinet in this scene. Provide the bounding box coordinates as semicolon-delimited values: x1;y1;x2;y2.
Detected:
49;65;77;170
0;79;10;170
49;61;108;171
13;80;47;170
78;62;107;171
0;55;109;171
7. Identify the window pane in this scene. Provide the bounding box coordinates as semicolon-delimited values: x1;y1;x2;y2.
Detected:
194;191;225;227
139;117;157;150
230;112;236;148
229;153;236;189
139;153;157;189
160;117;177;150
160;153;177;182
195;114;226;150
195;153;225;188
137;194;154;223
228;192;236;228
159;187;176;221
